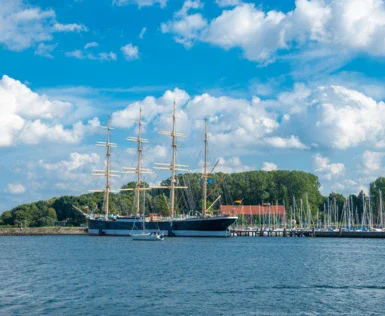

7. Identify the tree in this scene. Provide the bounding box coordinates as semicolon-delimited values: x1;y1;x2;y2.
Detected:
151;195;170;216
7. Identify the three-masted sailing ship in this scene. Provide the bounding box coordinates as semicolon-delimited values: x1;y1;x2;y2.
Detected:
87;103;237;237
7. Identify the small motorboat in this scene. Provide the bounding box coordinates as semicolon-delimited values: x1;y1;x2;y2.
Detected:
132;232;164;241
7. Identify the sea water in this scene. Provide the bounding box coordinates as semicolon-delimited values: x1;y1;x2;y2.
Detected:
1;236;384;315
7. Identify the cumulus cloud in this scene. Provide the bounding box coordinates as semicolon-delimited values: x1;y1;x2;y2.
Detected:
362;151;385;173
162;0;385;64
281;85;385;149
161;0;207;48
215;157;254;173
313;153;345;180
33;152;103;193
111;81;385;152
330;178;370;196
0;75;100;147
111;88;190;129
0;0;87;51
5;183;26;194
261;162;278;171
121;43;139;60
112;87;310;150
264;136;308;149
113;0;167;8
39;152;100;172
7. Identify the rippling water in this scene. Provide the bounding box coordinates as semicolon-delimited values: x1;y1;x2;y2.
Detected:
1;236;385;315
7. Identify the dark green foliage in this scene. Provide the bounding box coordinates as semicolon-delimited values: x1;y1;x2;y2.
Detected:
2;200;57;227
170;170;323;217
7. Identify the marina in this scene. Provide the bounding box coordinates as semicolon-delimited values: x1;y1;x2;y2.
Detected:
230;228;385;238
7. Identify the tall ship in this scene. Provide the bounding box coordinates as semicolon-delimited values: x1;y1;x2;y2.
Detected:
87;103;237;237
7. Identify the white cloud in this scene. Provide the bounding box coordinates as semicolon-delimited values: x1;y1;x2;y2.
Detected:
215;0;242;7
264;136;308;149
261;162;278;171
0;75;100;147
313;153;345;180
283;85;385;150
18;118;100;145
112;88;310;151
35;152;102;193
39;152;100;172
113;0;167;8
112;88;190;128
161;0;206;48
215;156;254;173
362;151;385;173
139;27;147;39
111;82;385;152
330;178;370;196
84;42;98;49
52;23;87;32
0;0;87;51
5;183;26;194
162;0;385;64
34;43;57;58
66;50;117;61
121;43;139;60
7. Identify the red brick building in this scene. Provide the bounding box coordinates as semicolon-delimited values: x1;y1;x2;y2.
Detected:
220;204;286;217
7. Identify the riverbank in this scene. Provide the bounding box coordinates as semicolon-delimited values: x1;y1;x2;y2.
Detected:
0;227;88;236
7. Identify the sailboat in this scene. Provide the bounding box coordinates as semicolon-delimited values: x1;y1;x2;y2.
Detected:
87;102;237;237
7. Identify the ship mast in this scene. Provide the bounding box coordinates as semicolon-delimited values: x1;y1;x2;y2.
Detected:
90;115;118;220
105;116;111;219
170;101;177;218
202;119;208;217
121;109;151;215
155;101;188;218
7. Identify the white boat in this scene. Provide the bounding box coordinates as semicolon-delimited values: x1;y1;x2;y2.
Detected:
132;232;164;241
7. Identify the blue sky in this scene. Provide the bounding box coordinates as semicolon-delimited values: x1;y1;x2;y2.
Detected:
2;0;385;211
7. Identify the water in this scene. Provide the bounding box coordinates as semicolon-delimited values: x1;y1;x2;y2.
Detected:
1;237;385;315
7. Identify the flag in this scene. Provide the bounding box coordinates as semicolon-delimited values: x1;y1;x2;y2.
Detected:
234;199;243;204
85;206;89;210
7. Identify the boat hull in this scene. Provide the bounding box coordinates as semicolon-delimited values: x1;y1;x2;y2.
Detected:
87;216;237;237
132;233;164;241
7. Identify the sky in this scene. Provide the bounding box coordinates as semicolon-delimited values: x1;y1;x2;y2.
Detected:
2;0;385;211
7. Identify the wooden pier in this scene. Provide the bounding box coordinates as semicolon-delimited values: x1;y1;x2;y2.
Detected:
230;228;306;237
230;228;385;238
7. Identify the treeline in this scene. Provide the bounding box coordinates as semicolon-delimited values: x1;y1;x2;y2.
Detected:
1;171;383;227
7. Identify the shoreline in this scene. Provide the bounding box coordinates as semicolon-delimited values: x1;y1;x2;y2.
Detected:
0;227;88;236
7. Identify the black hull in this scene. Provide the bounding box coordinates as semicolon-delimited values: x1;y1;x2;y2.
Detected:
87;216;237;237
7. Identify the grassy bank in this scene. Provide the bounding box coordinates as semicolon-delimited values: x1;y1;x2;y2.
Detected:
0;227;88;236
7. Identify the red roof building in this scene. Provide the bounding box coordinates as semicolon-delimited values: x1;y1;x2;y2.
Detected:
220;204;286;216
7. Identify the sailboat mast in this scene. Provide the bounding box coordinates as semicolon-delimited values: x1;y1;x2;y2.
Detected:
202;119;208;217
105;116;112;219
136;109;143;215
170;101;177;219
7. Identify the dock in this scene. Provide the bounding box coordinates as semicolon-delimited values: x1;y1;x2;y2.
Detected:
230;228;385;238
